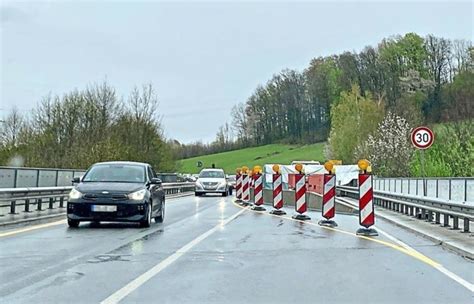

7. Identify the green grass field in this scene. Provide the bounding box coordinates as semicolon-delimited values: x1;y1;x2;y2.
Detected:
177;143;325;173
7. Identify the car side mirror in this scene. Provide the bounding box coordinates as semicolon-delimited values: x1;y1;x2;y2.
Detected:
72;177;81;183
150;178;162;185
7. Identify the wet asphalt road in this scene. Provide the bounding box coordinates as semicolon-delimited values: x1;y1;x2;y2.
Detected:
0;194;473;304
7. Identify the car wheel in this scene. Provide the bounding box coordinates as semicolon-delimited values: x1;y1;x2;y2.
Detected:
140;203;152;228
155;202;165;223
222;191;228;197
195;192;200;196
68;219;80;228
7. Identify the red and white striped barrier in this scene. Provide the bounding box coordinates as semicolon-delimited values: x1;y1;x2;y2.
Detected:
242;174;250;204
356;173;378;236
318;174;337;227
292;173;310;220
359;173;374;226
235;174;242;202
251;173;266;211
270;173;286;215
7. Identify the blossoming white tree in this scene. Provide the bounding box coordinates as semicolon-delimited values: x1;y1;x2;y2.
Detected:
355;112;413;176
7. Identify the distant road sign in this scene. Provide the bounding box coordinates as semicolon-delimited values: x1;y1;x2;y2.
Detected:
411;126;434;149
197;161;203;168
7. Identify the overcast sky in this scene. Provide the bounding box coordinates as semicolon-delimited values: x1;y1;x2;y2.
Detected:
1;1;472;143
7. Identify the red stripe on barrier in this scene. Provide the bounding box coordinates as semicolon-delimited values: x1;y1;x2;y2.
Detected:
242;175;250;201
359;173;374;228
359;173;370;185
295;174;307;214
236;174;242;199
273;174;283;209
359;188;373;209
361;212;374;227
322;174;336;220
323;187;335;203
254;174;263;206
296;187;306;200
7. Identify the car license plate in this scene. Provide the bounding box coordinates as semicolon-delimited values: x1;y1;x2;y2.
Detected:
91;205;117;212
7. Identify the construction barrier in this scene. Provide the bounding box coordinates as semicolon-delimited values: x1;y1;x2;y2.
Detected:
359;173;374;227
356;162;378;236
292;173;310;220
235;173;242;202
270;169;286;215
319;173;337;227
242;173;250;205
251;173;266;211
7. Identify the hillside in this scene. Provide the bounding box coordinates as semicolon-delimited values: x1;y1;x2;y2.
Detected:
177;143;325;174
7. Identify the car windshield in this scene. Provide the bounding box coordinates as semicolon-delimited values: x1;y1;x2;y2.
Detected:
199;171;225;178
82;164;145;183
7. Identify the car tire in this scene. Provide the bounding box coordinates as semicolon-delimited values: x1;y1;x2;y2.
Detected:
139;203;152;228
68;219;80;228
222;191;228;197
155;202;165;223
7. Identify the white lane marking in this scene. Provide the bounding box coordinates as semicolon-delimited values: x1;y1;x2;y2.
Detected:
100;207;247;304
0;219;66;238
376;226;474;293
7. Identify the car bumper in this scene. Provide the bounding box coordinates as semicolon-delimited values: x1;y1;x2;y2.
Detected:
67;200;148;222
195;189;226;194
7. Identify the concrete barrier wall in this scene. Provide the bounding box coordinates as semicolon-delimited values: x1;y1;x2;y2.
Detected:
258;189;356;215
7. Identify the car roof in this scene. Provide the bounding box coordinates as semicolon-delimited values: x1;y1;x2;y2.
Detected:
92;161;150;167
200;168;224;172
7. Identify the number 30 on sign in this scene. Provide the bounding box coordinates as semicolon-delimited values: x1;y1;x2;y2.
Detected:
411;126;434;149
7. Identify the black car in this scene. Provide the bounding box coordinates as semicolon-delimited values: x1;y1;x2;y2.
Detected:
67;161;165;228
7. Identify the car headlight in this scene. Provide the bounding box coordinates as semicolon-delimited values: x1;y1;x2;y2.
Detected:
128;189;147;201
217;182;227;189
69;188;82;200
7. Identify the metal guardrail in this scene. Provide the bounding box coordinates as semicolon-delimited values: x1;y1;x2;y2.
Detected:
0;183;196;216
162;182;196;195
337;185;474;233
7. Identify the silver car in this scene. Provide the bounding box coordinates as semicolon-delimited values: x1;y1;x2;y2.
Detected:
195;169;230;197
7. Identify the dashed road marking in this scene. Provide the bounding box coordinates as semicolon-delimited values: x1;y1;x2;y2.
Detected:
100;207;247;304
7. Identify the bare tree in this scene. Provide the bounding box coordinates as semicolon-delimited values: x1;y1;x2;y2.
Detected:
1;107;24;147
230;102;249;142
451;39;472;74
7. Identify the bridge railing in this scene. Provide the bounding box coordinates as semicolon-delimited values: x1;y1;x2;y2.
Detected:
0;166;86;189
337;185;474;233
374;177;473;203
0;183;196;216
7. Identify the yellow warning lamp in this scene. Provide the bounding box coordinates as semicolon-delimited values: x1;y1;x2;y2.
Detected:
295;163;303;174
358;159;370;173
253;165;262;175
236;168;242;175
324;161;334;174
272;164;280;174
241;166;249;174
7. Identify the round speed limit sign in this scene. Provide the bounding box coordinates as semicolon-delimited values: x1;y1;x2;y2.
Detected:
411;126;434;149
